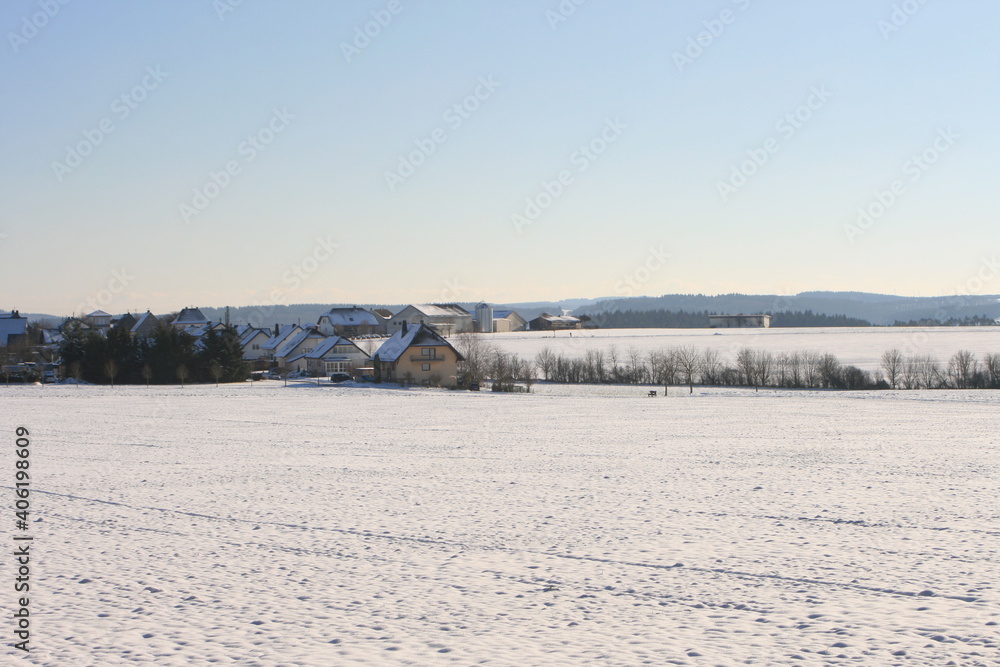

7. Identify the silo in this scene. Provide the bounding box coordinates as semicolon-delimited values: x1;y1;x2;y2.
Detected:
475;302;494;333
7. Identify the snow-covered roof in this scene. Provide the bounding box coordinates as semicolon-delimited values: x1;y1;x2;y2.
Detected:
261;325;302;351
239;327;270;347
275;329;325;359
408;304;471;318
319;307;379;327
535;313;581;324
493;309;524;320
130;311;158;335
87;310;112;318
303;336;363;360
374;324;463;363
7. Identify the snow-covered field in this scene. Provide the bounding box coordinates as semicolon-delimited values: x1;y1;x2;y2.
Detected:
2;382;999;665
488;327;1000;372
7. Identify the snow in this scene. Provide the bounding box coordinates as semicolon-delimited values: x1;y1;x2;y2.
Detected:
2;382;998;665
489;326;1000;372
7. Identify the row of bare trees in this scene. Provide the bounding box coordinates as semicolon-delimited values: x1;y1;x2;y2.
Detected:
458;339;1000;391
881;349;1000;389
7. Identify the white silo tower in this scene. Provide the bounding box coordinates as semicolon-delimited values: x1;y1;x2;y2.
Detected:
475;302;494;333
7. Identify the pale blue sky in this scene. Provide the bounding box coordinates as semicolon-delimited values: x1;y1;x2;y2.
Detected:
2;0;998;315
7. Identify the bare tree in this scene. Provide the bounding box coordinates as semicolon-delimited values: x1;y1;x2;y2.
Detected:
736;348;757;388
699;348;722;386
456;332;494;385
901;356;921;389
104;359;119;387
947;350;977;389
176;363;189;387
881;349;903;389
674;345;699;392
209;359;223;387
141;363;153;387
984;353;1000;389
534;347;557;381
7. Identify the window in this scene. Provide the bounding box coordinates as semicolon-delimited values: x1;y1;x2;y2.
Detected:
422;363;430;371
326;361;349;373
422;348;432;356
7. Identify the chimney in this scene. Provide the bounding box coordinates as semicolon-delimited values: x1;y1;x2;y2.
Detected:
274;324;279;336
401;320;408;335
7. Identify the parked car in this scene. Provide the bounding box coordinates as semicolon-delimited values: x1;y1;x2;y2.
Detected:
265;369;283;380
329;372;351;383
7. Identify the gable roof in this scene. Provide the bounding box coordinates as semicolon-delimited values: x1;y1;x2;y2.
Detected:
374;324;464;363
275;329;326;359
239;327;270;347
261;325;302;351
303;336;365;360
319;307;379;328
175;307;209;325
131;310;159;334
86;310;112;318
407;304;471;318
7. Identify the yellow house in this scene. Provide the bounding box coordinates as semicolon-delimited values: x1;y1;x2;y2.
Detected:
373;322;464;387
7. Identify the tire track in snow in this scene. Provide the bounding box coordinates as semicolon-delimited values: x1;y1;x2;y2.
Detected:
25;487;989;606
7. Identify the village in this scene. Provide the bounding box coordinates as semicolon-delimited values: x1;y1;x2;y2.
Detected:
0;304;585;388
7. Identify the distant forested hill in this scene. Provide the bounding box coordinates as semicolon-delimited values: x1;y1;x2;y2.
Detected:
587;309;870;328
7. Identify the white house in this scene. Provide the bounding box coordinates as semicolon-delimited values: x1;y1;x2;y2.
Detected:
303;336;370;376
317;307;381;337
239;326;273;361
275;328;327;371
260;325;303;362
387;304;473;337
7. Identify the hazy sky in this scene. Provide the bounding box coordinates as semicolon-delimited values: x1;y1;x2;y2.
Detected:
2;0;998;315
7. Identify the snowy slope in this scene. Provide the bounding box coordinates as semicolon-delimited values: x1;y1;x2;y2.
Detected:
1;383;998;665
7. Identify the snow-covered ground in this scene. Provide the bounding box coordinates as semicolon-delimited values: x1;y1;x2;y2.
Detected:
2;382;998;665
488;326;1000;372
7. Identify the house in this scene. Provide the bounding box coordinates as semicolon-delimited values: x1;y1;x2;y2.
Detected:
114;312;137;331
492;309;527;333
373;322;465;387
275;328;327;371
387;304;473;337
709;314;771;328
317;307;381;337
0;311;28;347
83;310;113;329
528;313;582;330
130;311;160;339
239;326;273;362
173;307;210;331
259;325;303;363
303;336;370;376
